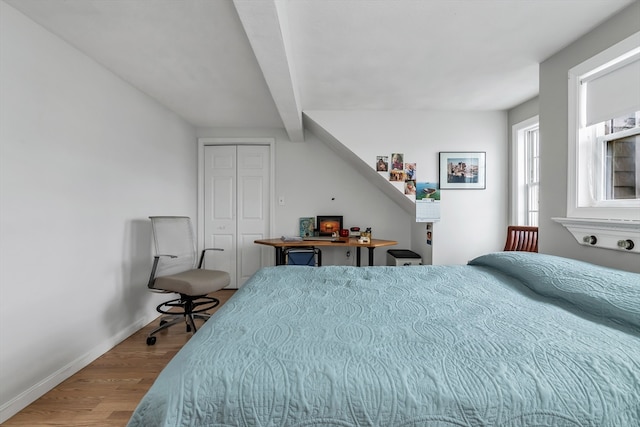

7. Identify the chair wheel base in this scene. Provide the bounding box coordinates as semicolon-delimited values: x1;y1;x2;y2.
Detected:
155;296;220;316
146;295;219;344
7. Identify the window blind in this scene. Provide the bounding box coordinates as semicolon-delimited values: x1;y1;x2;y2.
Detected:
582;53;640;127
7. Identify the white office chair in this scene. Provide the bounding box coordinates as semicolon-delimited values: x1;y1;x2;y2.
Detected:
146;216;230;345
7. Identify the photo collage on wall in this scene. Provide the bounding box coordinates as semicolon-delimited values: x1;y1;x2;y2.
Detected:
376;153;418;198
376;151;441;224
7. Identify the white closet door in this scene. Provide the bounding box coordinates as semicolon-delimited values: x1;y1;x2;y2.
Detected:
204;145;237;287
236;145;270;287
204;145;270;288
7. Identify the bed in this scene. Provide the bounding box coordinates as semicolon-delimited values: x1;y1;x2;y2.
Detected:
127;252;640;426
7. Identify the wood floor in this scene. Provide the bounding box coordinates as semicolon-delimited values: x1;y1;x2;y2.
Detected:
3;290;236;426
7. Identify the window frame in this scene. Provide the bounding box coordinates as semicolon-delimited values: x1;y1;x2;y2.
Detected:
567;31;640;221
511;116;539;226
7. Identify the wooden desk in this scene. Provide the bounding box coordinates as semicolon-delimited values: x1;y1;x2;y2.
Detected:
254;237;398;266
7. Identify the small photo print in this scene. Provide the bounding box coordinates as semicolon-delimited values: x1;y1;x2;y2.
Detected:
390;169;406;182
446;157;479;184
405;163;416;181
405;180;416;195
416;182;440;200
376;156;388;172
391;153;404;170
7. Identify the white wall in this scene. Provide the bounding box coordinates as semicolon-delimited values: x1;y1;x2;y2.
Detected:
195;127;412;266
539;1;640;272
508;97;539;130
507;96;539;224
304;110;509;265
0;3;198;420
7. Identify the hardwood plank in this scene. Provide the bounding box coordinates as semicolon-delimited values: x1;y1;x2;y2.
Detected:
3;290;235;426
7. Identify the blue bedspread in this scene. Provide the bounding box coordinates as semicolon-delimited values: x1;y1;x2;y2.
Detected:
128;252;640;426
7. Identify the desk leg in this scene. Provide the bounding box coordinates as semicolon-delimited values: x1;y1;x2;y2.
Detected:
368;247;375;266
275;247;283;266
356;247;361;267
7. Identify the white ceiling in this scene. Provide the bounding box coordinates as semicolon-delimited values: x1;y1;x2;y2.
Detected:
4;0;636;141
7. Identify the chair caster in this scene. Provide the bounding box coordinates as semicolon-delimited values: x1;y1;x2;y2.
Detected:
159;319;168;326
186;324;192;333
146;336;157;346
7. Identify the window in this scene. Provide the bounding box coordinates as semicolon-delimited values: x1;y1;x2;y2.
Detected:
525;125;540;226
511;116;539;226
555;32;639;253
567;31;640;221
603;116;639;200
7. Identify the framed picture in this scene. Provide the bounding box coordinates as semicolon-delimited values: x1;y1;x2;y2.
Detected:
439;151;486;189
299;217;315;238
316;216;343;236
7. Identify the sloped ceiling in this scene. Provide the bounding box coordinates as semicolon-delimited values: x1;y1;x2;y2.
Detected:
4;0;636;142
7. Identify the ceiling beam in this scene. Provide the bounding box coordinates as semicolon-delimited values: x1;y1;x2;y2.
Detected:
233;0;304;142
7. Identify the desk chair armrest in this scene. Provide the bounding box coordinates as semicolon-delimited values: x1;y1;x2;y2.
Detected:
198;247;225;268
147;254;177;288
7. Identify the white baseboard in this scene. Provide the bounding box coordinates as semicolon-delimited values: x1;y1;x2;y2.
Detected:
0;313;158;424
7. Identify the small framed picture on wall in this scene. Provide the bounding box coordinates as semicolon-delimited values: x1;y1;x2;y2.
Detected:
439;151;486;189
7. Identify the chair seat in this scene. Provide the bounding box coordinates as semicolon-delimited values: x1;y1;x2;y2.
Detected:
153;269;230;295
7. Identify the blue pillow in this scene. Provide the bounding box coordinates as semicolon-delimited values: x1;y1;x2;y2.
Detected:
469;252;640;328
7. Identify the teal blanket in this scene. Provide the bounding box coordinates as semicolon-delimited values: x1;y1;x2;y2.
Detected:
128;252;640;426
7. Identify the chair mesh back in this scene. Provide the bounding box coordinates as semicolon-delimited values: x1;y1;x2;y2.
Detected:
150;216;198;277
285;247;320;266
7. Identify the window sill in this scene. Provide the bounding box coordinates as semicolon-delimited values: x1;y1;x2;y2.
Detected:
552;217;640;253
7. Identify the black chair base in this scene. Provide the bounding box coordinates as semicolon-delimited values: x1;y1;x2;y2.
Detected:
146;294;219;345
